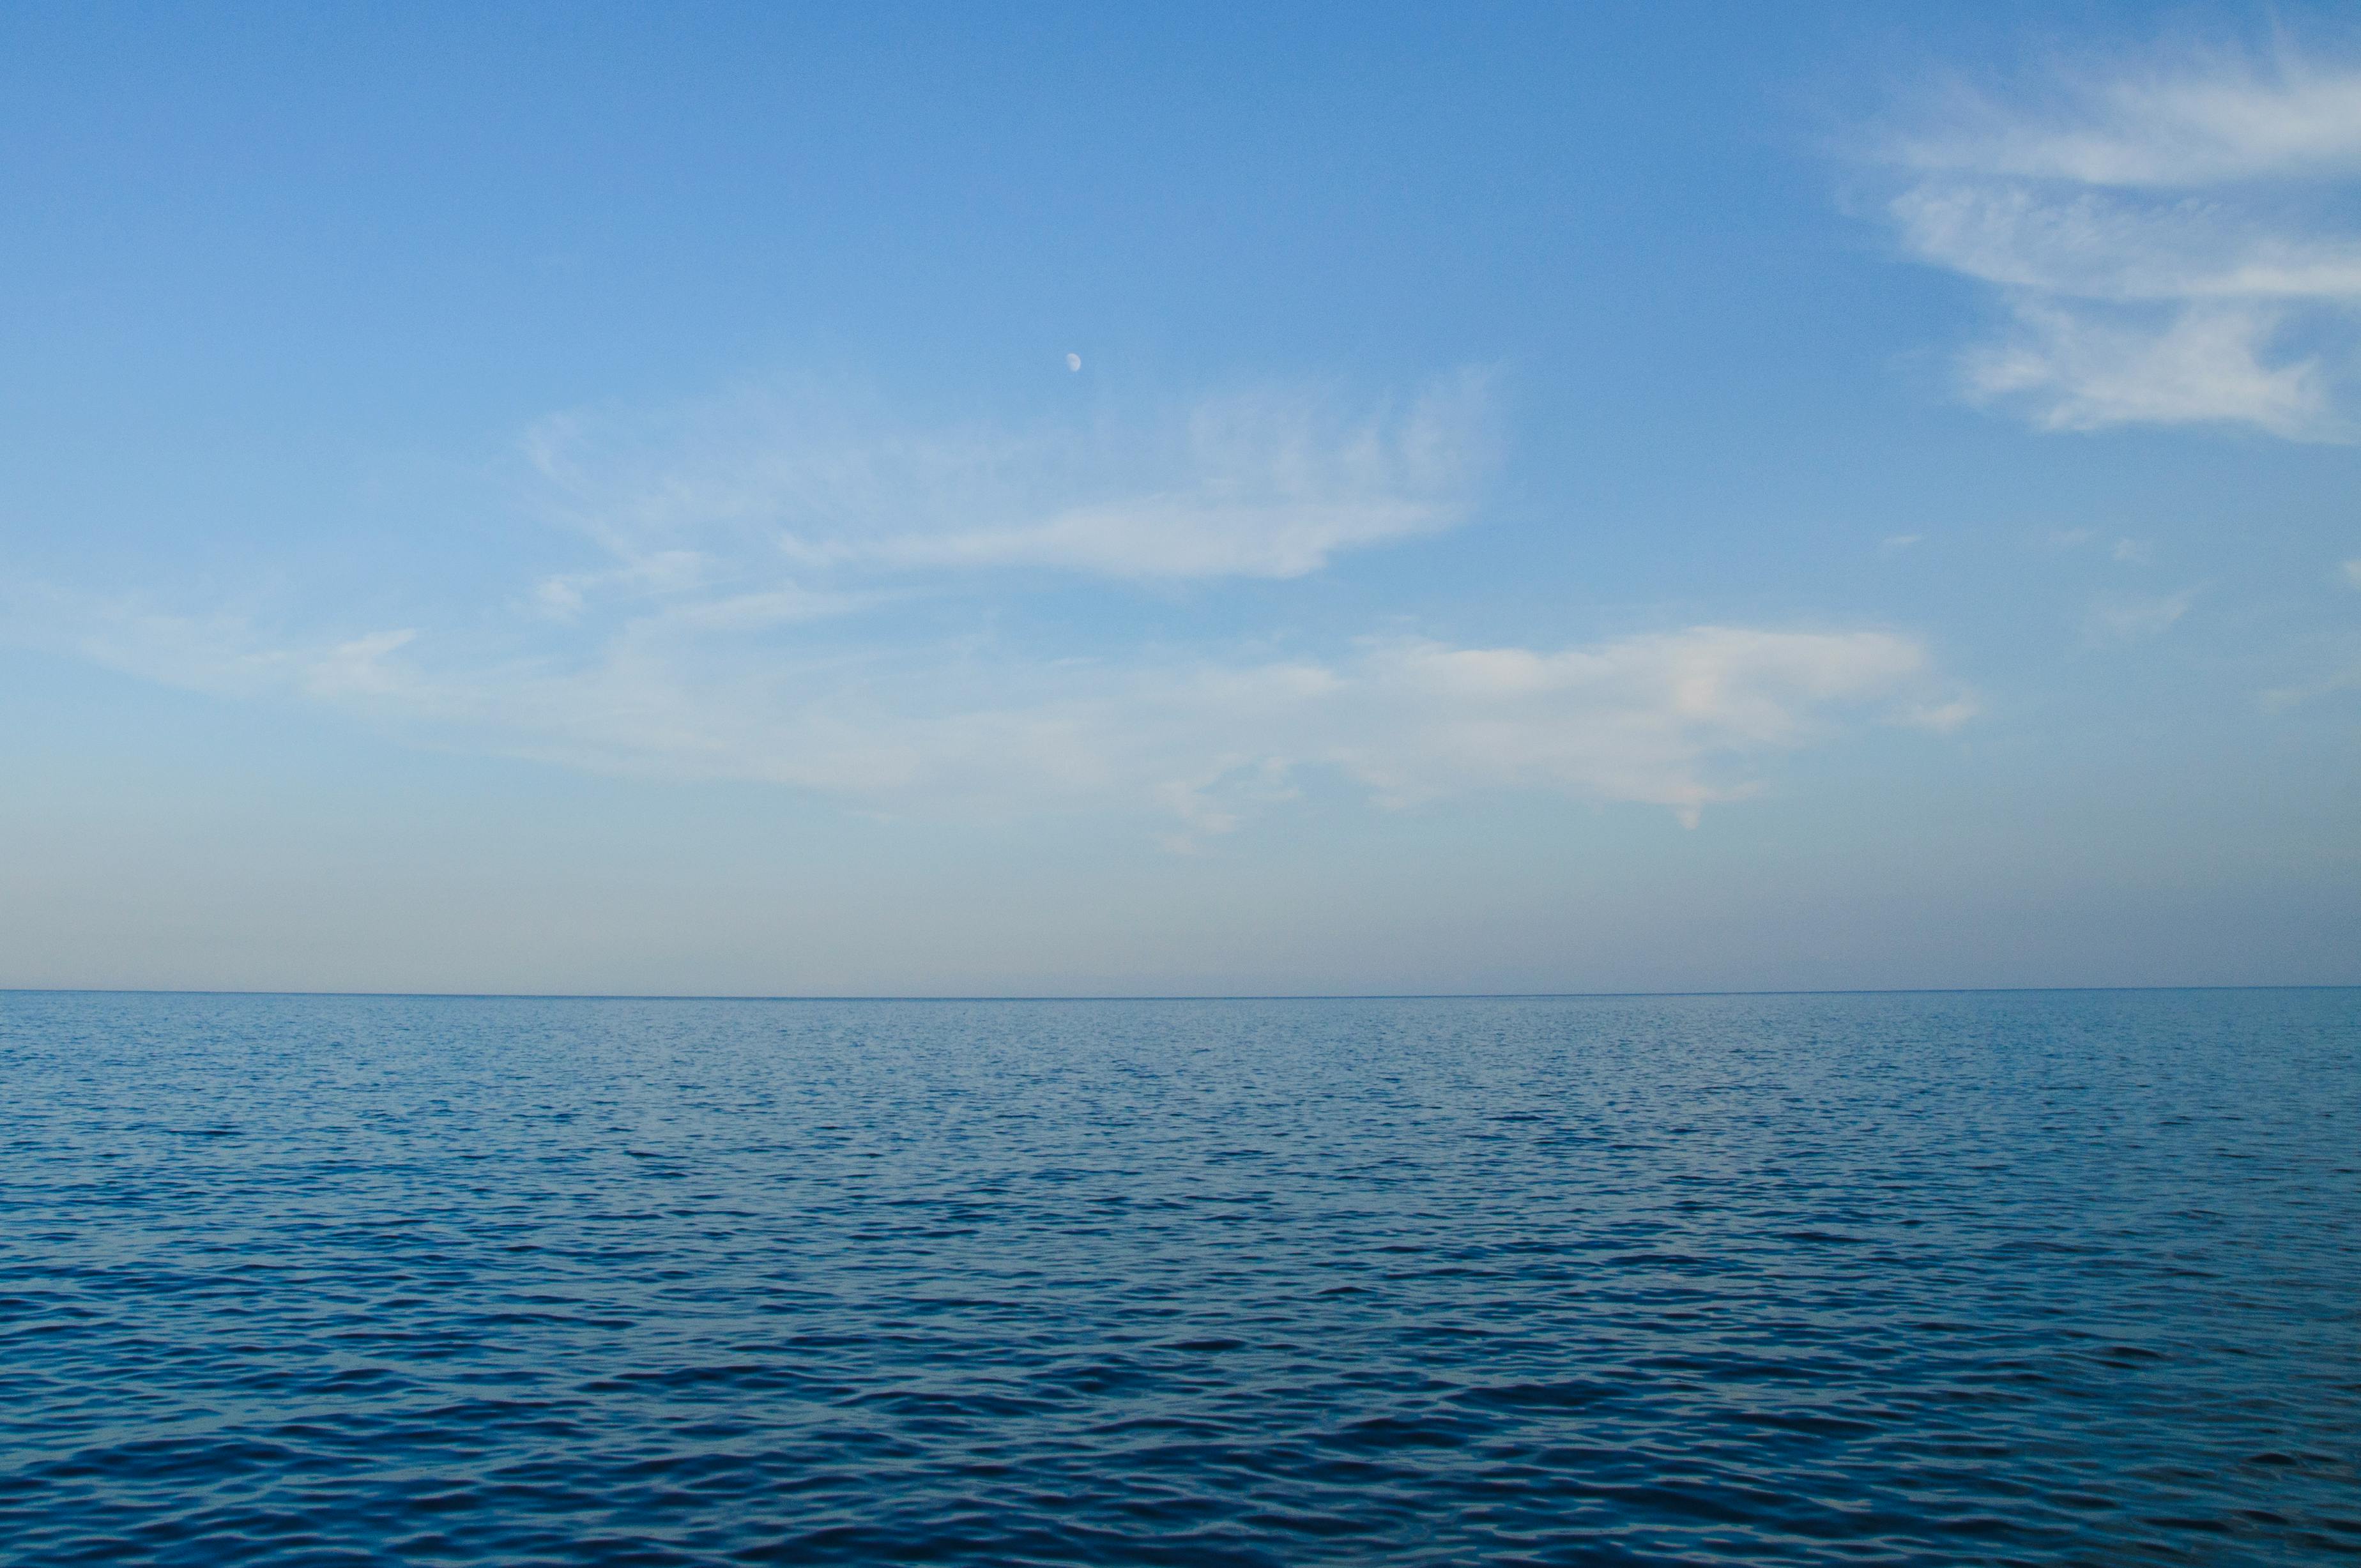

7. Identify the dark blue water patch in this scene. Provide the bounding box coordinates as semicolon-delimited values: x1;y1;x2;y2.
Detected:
1;989;2357;1565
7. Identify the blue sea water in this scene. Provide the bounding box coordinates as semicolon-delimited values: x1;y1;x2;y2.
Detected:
1;990;2356;1566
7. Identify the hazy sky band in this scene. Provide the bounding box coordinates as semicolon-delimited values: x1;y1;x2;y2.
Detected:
1;3;2355;993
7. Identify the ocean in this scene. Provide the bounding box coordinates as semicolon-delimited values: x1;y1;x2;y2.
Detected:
2;989;2355;1564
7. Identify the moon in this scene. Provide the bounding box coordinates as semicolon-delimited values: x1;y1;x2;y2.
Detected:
1066;353;1081;372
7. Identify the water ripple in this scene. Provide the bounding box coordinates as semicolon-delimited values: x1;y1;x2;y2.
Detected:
1;989;2357;1564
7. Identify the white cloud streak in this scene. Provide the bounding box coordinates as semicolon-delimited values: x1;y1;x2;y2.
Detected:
1873;45;2361;438
4;579;1956;837
522;372;1496;618
1893;57;2361;186
3;374;1973;839
2086;586;2197;642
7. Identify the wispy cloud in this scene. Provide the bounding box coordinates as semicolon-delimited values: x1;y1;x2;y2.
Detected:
2086;586;2197;642
1872;43;2361;438
4;578;1959;837
2261;626;2361;709
521;372;1497;623
1895;694;1982;734
1891;56;2361;186
2;370;1974;840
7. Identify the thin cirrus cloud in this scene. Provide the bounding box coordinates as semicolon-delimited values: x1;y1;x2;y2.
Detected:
1872;43;2361;439
8;577;1957;837
2086;587;2197;643
3;373;1970;838
521;371;1498;618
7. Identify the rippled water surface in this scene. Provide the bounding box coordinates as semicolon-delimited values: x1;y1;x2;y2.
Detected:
3;990;2357;1565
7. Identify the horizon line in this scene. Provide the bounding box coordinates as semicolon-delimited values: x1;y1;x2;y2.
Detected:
3;984;2355;1003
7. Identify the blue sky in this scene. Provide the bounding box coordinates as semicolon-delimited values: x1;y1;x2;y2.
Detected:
4;2;2357;994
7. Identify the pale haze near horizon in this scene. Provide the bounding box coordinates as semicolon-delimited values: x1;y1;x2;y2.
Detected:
3;2;2358;997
